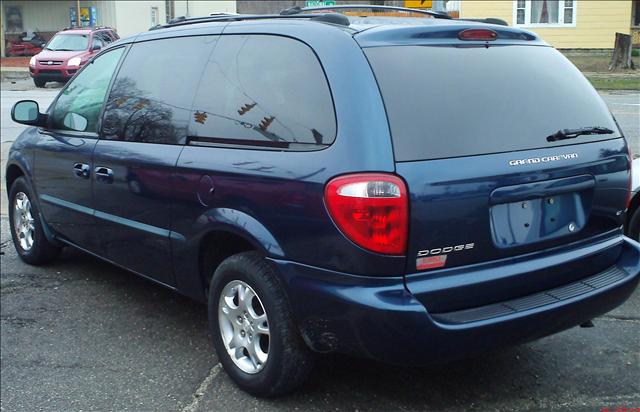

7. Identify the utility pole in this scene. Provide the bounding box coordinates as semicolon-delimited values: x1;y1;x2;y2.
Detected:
76;0;81;27
432;0;446;13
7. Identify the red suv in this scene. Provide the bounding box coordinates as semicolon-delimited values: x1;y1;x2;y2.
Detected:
29;27;119;87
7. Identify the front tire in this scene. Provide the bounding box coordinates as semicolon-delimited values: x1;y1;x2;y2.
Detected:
33;78;46;88
208;252;314;397
8;177;61;265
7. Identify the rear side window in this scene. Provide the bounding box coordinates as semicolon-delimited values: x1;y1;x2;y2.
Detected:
189;34;336;149
101;36;216;144
365;45;620;161
91;36;103;49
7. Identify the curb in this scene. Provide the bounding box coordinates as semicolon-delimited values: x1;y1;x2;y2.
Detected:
1;70;30;81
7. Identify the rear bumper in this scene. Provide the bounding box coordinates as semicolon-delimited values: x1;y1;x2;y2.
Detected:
271;236;640;365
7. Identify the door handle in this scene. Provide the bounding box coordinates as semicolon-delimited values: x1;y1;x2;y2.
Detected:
73;163;90;179
94;166;114;184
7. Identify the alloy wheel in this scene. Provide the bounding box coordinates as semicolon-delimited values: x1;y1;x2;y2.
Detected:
218;280;270;374
13;192;35;251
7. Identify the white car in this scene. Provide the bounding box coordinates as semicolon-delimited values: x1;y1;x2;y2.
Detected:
628;157;640;241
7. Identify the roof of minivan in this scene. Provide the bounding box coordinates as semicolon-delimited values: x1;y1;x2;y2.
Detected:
128;14;544;48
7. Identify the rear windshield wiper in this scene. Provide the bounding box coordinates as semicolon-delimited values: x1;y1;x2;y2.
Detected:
546;126;614;142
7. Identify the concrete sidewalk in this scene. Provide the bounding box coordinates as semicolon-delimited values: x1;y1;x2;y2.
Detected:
1;57;31;81
1;66;29;81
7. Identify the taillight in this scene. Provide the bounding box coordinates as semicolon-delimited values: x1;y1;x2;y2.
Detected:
458;29;498;41
324;173;408;255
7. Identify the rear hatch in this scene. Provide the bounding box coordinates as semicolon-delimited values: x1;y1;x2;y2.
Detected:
361;31;631;310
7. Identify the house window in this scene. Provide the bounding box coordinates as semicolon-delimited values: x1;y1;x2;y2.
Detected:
514;0;576;27
151;6;159;26
516;0;526;24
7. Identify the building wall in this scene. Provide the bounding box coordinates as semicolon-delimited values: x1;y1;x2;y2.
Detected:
460;0;633;49
114;1;167;38
1;0;116;34
173;0;236;18
237;0;403;14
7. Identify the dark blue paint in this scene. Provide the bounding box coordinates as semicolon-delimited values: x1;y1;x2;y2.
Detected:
6;17;640;365
396;139;630;273
32;130;99;250
272;237;640;364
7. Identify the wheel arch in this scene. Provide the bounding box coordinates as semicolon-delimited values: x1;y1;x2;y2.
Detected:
193;208;285;297
5;162;26;193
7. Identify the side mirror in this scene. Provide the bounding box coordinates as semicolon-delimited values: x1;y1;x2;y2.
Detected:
11;100;46;127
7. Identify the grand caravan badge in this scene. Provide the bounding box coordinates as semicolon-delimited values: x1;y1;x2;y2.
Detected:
509;153;578;166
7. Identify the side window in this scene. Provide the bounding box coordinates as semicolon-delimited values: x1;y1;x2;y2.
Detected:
49;47;125;133
101;36;216;145
97;32;110;45
91;36;103;50
190;35;336;149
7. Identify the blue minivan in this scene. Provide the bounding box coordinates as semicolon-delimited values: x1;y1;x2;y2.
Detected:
6;6;640;397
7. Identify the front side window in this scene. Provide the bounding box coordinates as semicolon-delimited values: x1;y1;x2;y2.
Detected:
46;34;89;51
514;0;576;26
189;34;336;149
50;47;125;133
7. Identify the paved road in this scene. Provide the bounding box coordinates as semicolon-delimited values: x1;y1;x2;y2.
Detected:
1;80;639;411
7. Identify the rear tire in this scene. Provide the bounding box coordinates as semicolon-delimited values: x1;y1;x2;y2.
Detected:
628;207;640;242
33;78;46;88
8;177;61;265
208;251;314;397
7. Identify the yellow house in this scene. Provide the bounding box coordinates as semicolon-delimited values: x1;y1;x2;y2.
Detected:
456;0;636;49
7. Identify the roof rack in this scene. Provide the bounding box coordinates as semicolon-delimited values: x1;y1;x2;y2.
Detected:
283;4;451;19
151;12;351;30
62;26;114;31
289;5;511;26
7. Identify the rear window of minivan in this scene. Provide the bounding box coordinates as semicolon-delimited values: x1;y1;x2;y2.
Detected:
365;45;620;161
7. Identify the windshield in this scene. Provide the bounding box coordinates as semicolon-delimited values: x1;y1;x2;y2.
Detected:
365;45;621;161
46;34;89;51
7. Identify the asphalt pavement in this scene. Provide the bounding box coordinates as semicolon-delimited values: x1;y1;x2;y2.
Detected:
1;79;639;411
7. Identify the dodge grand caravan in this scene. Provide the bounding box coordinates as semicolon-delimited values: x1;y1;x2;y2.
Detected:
7;5;640;397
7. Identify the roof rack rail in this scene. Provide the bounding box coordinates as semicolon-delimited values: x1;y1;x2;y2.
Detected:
151;12;351;30
282;4;452;19
62;25;114;31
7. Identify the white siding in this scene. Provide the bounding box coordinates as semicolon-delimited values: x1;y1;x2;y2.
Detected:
113;1;167;38
173;1;236;18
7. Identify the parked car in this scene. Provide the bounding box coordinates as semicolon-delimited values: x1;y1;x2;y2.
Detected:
5;31;46;57
28;26;119;88
627;158;640;241
6;6;640;397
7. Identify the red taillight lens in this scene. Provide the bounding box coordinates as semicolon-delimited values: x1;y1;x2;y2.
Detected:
324;173;408;255
458;29;498;41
